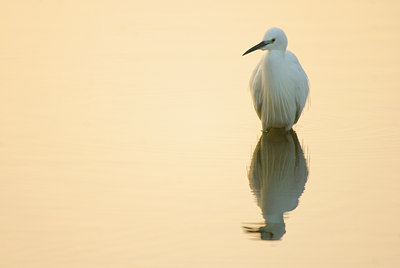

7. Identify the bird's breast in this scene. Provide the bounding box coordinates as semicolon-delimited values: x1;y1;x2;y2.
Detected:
260;51;297;129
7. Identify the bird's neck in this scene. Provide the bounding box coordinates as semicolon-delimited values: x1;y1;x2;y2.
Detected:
268;49;286;55
264;213;284;223
265;50;286;67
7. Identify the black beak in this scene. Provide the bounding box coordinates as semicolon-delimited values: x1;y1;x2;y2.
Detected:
242;41;269;56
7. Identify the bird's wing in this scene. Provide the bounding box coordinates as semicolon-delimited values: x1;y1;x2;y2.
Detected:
286;51;309;124
249;58;264;119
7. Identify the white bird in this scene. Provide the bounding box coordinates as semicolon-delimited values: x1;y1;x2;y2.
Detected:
243;27;309;132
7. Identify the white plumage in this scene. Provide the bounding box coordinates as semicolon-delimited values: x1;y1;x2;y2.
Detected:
243;27;309;131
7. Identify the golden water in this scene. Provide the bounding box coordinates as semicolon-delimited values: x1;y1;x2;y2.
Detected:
1;1;400;267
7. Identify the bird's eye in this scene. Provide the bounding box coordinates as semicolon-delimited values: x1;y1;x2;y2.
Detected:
271;38;276;42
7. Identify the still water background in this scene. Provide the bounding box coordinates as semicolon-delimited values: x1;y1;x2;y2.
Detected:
1;0;400;267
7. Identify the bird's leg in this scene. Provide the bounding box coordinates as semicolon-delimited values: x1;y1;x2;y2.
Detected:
266;127;288;136
262;127;271;133
285;126;293;135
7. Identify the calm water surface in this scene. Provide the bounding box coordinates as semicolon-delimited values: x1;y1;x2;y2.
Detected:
1;1;400;267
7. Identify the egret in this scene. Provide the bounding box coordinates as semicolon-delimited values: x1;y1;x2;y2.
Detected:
243;27;309;132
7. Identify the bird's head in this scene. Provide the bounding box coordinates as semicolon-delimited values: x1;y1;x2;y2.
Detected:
242;27;288;56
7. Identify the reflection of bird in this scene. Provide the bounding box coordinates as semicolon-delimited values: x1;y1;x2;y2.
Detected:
243;27;309;132
244;129;308;240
